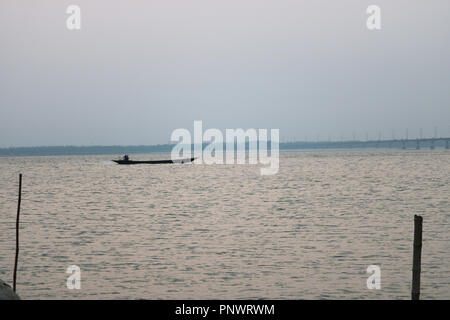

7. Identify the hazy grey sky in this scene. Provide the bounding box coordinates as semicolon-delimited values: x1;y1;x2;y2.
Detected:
1;0;449;147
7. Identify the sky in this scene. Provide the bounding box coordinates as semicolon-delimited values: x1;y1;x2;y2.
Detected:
0;0;449;147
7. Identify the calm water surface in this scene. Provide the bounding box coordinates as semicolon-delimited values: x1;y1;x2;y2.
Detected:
0;150;449;299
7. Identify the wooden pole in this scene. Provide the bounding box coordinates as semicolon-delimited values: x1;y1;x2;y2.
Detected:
411;215;423;300
13;173;22;292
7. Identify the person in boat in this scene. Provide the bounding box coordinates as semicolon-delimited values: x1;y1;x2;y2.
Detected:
123;154;129;161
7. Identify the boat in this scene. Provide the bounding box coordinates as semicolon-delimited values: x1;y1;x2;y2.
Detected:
112;155;196;165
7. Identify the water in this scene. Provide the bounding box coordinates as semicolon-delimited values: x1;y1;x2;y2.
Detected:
0;150;448;299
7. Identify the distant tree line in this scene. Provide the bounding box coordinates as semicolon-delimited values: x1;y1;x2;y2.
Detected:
0;139;448;157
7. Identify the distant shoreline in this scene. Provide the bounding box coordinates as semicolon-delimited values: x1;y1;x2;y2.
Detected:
0;138;448;157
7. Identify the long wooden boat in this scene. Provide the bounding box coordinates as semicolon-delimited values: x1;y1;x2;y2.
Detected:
112;157;196;165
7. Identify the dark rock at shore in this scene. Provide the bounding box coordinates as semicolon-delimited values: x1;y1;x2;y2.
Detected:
0;279;20;300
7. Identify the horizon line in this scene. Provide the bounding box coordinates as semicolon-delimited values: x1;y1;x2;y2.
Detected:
1;136;449;150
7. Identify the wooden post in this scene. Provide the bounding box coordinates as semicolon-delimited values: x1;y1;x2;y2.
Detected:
411;215;423;300
13;174;22;292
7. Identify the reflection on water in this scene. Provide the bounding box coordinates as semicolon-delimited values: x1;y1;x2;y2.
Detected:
0;150;449;299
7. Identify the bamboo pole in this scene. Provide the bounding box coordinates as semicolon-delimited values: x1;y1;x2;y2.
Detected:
411;215;423;300
13;173;22;292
